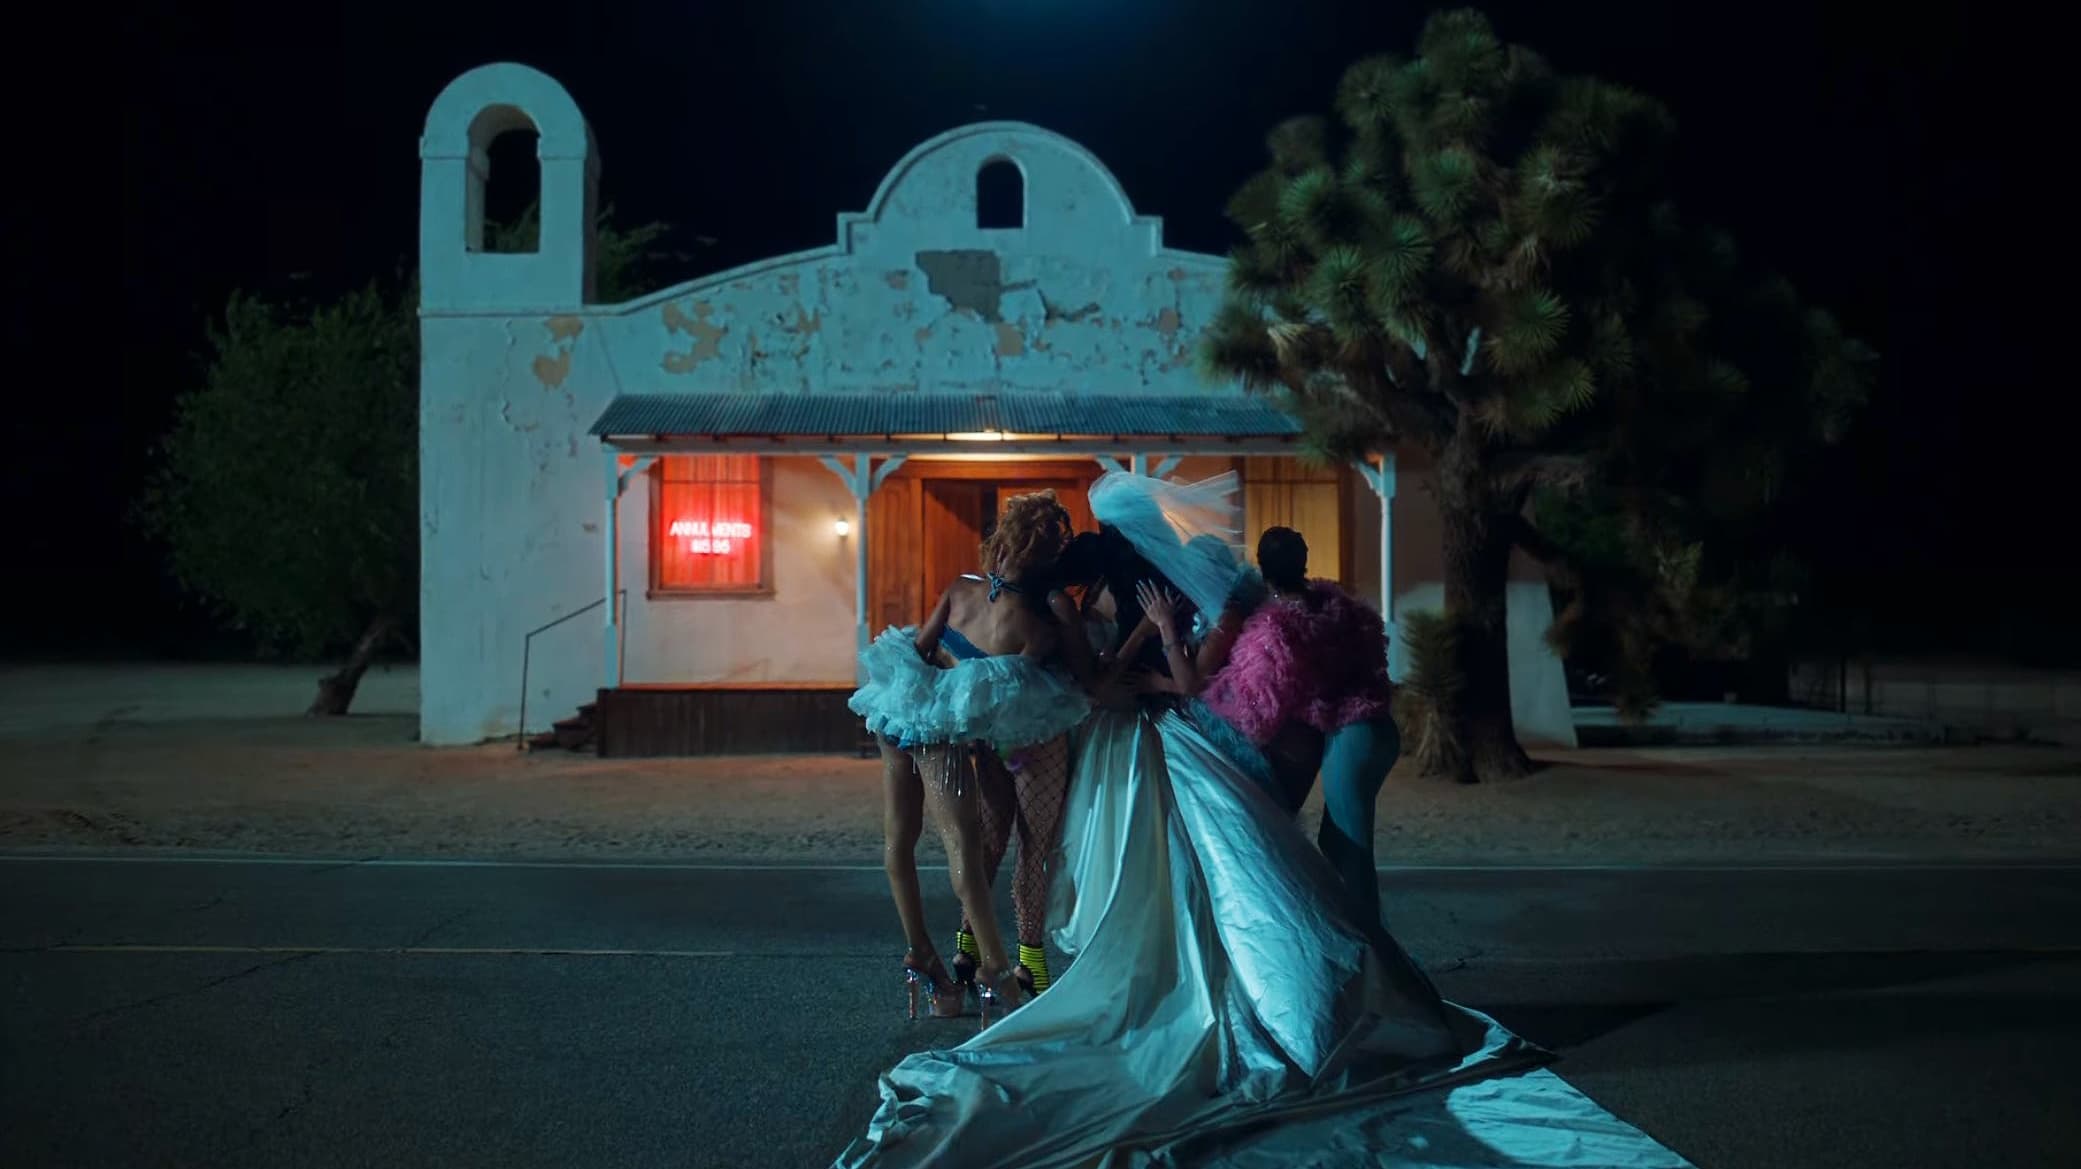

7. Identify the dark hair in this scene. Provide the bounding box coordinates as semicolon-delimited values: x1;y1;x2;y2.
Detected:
1257;526;1309;592
1092;524;1197;676
1053;531;1107;591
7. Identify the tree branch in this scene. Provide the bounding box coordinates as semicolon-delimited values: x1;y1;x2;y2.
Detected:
1313;358;1455;452
1501;511;1581;590
1501;511;1562;563
1422;339;1468;410
1360;346;1459;448
1323;376;1397;434
1490;452;1593;499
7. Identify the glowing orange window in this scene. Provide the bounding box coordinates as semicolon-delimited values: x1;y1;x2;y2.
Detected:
650;455;771;596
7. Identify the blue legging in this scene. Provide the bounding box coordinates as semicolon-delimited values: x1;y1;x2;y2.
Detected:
1313;716;1401;929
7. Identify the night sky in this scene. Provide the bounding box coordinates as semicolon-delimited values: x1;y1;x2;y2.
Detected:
7;0;2057;659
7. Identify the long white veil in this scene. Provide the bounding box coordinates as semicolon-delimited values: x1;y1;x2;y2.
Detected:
1085;470;1247;619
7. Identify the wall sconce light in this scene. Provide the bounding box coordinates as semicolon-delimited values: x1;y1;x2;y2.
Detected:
833;518;852;538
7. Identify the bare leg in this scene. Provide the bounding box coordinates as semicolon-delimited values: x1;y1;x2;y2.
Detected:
918;745;1017;992
956;748;1017;962
878;737;933;957
1007;735;1072;992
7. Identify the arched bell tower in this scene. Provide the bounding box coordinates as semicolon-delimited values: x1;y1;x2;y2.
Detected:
419;62;598;311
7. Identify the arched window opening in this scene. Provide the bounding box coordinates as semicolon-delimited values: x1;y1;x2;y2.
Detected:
976;158;1024;230
482;126;542;253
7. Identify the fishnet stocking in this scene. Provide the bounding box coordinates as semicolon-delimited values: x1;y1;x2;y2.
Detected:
1005;734;1072;949
958;749;1017;946
974;748;1017;897
954;737;1072;951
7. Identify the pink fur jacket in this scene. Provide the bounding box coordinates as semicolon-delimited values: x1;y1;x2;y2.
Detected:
1200;580;1394;747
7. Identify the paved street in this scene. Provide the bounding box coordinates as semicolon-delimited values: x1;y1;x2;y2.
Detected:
4;854;2078;1168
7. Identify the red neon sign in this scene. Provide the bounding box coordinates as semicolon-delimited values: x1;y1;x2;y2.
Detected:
669;519;753;555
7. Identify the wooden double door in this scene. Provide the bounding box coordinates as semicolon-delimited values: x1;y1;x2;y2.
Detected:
866;461;1098;631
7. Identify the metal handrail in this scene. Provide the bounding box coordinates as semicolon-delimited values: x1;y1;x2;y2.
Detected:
516;590;627;749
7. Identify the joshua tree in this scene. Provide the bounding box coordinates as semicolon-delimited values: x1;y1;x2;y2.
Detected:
1201;9;1873;781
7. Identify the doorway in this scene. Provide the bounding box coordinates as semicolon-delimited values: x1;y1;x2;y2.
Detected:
867;461;1098;629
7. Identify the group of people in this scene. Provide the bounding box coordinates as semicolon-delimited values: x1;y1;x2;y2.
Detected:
838;471;1691;1168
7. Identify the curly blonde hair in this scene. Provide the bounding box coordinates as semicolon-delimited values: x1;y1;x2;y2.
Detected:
981;490;1073;580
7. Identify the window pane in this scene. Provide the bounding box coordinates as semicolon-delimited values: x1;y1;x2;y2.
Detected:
664;454;758;486
656;455;764;591
1245;458;1344;586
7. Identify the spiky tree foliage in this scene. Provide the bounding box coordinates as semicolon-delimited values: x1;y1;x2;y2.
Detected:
1202;10;1874;782
1392;610;1464;777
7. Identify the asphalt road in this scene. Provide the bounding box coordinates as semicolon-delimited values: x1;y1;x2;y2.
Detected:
3;854;2078;1168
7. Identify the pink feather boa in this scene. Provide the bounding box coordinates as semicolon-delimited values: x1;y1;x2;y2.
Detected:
1200;580;1394;747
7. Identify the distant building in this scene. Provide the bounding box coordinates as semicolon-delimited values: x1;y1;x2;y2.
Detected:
417;63;1575;754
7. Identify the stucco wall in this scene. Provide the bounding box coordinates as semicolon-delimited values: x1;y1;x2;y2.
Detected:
615;457;858;685
419;65;1250;744
417;63;1572;748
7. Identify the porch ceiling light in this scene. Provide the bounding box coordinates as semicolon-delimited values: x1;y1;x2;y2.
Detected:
833;517;852;537
945;430;1010;442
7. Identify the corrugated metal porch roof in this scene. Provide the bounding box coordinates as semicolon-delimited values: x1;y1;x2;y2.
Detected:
587;393;1303;439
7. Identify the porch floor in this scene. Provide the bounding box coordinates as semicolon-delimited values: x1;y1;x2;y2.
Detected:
596;683;860;757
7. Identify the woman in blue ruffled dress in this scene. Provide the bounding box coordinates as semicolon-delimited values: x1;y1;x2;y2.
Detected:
848;490;1095;1026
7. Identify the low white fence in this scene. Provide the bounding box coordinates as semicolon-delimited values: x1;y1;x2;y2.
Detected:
1789;659;2081;745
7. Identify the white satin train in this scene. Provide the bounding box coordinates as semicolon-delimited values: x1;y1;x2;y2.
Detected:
832;708;1694;1168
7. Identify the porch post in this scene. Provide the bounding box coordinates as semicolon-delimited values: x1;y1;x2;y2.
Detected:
601;450;657;689
820;453;906;683
1378;453;1395;631
602;450;622;689
1131;453;1149;476
1355;452;1398;675
851;456;871;663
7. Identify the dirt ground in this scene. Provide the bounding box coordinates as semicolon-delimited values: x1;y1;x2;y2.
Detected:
2;663;2078;864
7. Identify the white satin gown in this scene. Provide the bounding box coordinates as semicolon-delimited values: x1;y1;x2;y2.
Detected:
833;699;1696;1169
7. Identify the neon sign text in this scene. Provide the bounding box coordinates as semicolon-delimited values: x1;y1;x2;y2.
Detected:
668;519;753;555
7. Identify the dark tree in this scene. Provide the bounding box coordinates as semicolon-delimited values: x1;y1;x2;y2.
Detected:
140;283;417;714
141;211;678;715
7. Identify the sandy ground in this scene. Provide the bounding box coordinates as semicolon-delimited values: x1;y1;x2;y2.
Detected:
2;663;2078;864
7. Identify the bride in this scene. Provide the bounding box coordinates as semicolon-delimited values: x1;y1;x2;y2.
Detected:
832;472;1693;1169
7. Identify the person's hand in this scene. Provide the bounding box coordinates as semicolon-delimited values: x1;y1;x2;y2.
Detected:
1136;580;1181;636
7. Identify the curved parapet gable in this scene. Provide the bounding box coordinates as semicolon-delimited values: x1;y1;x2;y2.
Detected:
584;121;1223;398
420;63;599;312
837;122;1164;259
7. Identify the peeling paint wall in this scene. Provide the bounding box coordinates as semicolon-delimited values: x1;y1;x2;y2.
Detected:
417;64;1571;748
419;305;860;745
415;68;1241;746
619;258;1217;396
